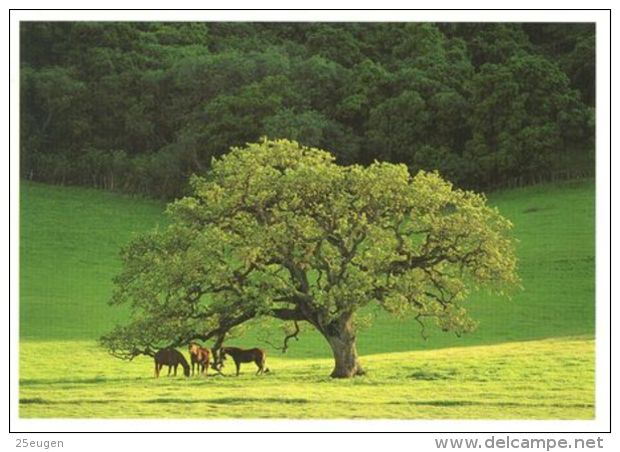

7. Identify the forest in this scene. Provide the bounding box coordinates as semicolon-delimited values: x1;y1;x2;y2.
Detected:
20;22;595;199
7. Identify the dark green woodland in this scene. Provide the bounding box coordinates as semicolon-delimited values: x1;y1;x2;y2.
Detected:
20;22;594;198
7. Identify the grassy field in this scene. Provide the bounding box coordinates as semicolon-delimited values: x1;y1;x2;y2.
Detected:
19;179;595;418
20;183;166;340
20;337;594;419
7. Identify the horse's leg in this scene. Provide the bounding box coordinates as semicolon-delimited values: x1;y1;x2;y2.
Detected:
167;365;172;376
235;360;241;376
154;361;159;378
255;358;263;375
174;364;178;376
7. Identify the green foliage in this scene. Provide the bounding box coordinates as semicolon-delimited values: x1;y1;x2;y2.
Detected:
20;22;595;198
102;140;519;375
466;54;591;187
522;23;595;106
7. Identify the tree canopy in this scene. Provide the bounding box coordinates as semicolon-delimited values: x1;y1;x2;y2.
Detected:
101;139;519;377
21;22;594;198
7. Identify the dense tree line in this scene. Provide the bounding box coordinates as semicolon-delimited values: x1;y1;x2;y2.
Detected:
20;22;595;198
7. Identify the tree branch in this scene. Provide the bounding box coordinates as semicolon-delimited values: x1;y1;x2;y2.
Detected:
271;307;307;321
282;320;301;353
258;320;301;354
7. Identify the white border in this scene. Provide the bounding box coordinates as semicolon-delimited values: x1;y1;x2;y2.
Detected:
6;8;613;436
3;9;614;22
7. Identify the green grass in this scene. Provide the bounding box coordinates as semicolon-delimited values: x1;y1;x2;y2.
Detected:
20;182;166;340
19;179;595;418
19;337;594;419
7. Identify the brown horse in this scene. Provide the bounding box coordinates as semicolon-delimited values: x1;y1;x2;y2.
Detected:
219;346;268;376
188;343;211;376
154;348;190;378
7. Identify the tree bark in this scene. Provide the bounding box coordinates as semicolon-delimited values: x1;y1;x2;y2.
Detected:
323;316;365;378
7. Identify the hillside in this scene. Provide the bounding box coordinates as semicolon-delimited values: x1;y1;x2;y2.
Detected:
20;182;166;339
19;179;595;358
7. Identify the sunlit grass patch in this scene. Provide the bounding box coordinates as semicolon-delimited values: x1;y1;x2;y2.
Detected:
19;337;594;419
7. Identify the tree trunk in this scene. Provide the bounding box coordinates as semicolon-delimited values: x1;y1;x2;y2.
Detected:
323;316;365;378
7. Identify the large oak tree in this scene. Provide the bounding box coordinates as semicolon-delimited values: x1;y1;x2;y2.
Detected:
101;139;519;377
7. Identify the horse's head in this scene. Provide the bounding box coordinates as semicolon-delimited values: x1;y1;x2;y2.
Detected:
188;343;200;355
